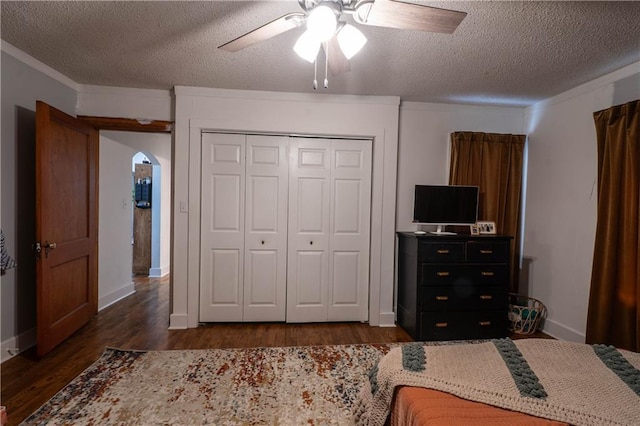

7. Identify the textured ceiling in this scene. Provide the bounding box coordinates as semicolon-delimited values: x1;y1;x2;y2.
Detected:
2;1;639;107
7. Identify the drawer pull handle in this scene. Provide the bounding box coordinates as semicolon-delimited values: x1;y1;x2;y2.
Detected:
436;296;449;301
435;322;448;328
479;321;492;326
480;295;493;300
437;272;450;277
480;249;493;254
437;249;450;254
481;271;494;277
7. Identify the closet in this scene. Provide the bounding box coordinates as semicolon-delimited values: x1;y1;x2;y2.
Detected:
199;133;372;323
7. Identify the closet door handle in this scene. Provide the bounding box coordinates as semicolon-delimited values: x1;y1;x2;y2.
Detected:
261;240;265;245
310;241;313;245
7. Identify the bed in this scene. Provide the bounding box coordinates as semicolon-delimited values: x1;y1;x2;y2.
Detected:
354;339;640;426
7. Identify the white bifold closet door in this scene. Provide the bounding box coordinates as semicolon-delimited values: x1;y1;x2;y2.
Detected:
199;133;289;322
287;137;372;322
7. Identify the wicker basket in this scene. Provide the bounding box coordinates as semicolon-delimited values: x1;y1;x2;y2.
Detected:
508;294;546;334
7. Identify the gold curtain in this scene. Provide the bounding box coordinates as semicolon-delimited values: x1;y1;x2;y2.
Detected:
586;100;640;352
449;132;525;293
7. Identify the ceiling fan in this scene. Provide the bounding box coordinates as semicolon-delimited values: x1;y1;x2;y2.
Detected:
219;0;466;83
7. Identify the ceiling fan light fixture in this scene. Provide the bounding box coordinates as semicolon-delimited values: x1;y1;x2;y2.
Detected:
294;30;321;62
306;4;338;42
337;24;367;59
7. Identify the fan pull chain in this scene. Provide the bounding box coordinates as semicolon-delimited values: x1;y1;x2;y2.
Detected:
313;57;318;90
324;43;329;89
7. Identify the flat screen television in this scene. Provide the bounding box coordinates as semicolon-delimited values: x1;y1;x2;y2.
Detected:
413;185;479;235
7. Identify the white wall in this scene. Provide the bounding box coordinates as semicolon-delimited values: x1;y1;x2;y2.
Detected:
523;62;640;342
396;102;526;232
98;136;136;309
0;44;78;361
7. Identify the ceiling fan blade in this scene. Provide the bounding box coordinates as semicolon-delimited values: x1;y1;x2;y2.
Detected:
323;35;351;76
219;12;305;52
359;0;466;34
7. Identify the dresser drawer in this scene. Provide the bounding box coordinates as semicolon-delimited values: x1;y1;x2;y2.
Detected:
421;265;507;287
421;265;469;286
469;265;508;286
419;311;508;340
420;242;464;263
421;286;508;311
467;240;509;263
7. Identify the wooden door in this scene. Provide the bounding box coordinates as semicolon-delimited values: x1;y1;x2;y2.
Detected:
132;163;152;275
243;135;289;321
199;133;246;322
35;101;99;358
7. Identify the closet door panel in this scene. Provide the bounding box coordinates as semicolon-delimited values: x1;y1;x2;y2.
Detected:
206;249;241;304
287;138;330;322
331;251;360;304
244;135;288;321
295;251;325;304
328;140;372;321
200;133;246;322
245;249;278;304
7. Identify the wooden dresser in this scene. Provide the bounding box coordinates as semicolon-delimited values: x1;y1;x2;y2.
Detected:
396;232;511;341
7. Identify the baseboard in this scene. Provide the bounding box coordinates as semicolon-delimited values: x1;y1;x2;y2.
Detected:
540;318;585;343
169;313;188;329
98;282;135;311
149;265;170;278
377;312;396;327
1;328;36;364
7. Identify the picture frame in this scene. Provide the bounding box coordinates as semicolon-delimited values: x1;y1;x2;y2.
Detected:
477;221;496;235
469;224;480;235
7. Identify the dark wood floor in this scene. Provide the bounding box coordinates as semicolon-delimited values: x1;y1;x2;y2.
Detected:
1;275;549;424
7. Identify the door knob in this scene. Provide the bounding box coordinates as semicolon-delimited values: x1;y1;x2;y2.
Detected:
43;241;57;258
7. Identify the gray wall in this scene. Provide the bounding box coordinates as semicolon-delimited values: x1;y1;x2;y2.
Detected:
1;51;77;344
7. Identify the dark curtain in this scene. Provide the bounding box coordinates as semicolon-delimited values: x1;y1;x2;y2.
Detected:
586;100;639;352
449;132;525;293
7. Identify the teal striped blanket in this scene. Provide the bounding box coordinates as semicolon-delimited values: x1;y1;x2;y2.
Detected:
354;339;640;425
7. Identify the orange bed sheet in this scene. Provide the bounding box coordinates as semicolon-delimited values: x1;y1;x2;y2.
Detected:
390;387;569;426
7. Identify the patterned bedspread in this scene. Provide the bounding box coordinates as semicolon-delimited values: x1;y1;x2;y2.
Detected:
354;339;640;426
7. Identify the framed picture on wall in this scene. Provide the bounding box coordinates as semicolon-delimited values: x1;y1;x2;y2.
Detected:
477;221;496;234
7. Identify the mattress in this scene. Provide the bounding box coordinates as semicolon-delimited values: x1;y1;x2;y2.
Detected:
390;387;570;426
